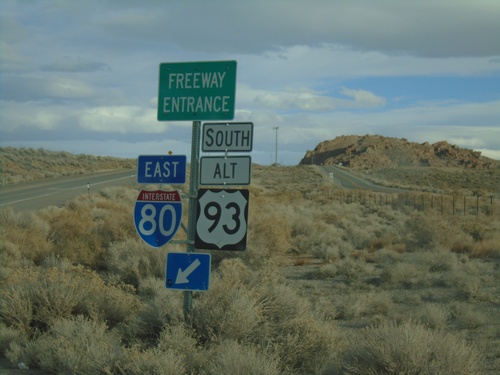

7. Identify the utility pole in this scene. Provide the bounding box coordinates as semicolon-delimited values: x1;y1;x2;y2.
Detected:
273;126;279;165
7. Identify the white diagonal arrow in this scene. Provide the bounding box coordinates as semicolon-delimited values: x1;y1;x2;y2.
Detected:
175;258;201;284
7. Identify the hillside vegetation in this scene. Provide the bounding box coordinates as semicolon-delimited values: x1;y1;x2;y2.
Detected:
0;148;499;374
0;147;135;185
301;135;500;193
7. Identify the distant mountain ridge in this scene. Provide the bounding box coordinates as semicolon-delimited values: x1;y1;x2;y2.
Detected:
299;135;499;170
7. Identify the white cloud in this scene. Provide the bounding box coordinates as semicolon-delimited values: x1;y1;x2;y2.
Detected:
46;77;95;99
42;57;110;73
77;106;157;133
87;0;500;58
0;41;28;72
251;86;386;111
0;102;69;131
340;87;386;107
479;149;500;160
254;89;335;111
0;75;95;101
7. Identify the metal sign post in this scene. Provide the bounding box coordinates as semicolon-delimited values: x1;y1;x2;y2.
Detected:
183;120;201;324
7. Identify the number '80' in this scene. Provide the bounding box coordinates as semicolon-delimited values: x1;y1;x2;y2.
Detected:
138;203;177;236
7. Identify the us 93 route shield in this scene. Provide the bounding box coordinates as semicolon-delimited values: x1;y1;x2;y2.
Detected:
195;189;249;250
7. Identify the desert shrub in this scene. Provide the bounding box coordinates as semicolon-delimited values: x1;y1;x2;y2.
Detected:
39;253;74;270
16;315;121;375
292;214;349;261
104;239;168;287
381;261;425;289
269;317;336;374
87;283;142;328
449;265;484;300
403;211;473;251
470;237;500;258
117;325;200;372
450;218;500;258
35;191;138;269
116;347;186;375
315;257;375;284
0;240;23;280
0;283;33;335
449;302;486;329
29;268;102;328
156;324;198;357
416;303;449;329
39;206;105;266
89;191;138;250
0;322;21;355
250;269;337;372
99;186;138;203
425;248;458;272
334;291;394;321
341;320;482;374
248;203;293;256
0;264;139;336
342;222;374;250
33;256;142;328
119;277;184;345
0;208;54;264
206;340;281;375
192;259;263;343
373;248;404;265
336;258;373;282
193;259;338;373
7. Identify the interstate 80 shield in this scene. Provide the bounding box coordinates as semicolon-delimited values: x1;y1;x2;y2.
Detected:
134;190;182;248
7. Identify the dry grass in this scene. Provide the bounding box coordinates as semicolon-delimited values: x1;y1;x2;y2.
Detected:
1;158;499;374
340;320;483;374
1;146;134;185
362;165;500;193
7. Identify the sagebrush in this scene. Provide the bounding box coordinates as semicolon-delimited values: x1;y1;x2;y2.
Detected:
1;164;498;374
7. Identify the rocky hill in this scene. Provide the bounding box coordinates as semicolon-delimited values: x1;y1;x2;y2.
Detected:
299;135;499;170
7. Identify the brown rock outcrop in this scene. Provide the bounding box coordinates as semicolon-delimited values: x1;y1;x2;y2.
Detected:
300;135;498;170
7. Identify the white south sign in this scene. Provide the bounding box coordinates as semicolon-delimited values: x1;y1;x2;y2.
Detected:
202;122;253;152
195;189;249;251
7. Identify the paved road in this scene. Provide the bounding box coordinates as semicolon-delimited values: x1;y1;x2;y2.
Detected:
0;169;136;213
321;165;403;193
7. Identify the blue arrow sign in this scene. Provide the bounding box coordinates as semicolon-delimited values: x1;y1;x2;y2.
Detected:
137;155;187;184
165;253;211;291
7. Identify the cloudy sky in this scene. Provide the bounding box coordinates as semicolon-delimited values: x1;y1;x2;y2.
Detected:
1;0;499;165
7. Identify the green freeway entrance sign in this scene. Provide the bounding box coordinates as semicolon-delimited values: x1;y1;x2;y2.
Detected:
158;60;237;121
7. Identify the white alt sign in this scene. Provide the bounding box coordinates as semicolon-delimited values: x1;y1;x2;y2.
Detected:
199;156;251;185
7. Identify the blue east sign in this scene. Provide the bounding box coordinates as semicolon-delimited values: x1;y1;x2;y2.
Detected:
137;155;187;184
